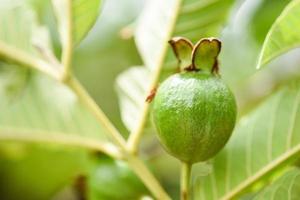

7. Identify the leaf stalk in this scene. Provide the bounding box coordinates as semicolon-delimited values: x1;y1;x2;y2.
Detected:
61;0;73;81
126;0;184;153
66;76;128;150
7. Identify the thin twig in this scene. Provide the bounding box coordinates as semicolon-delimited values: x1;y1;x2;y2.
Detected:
61;0;73;81
0;14;172;199
67;76;171;199
126;0;184;153
221;143;300;200
66;76;127;150
0;41;60;79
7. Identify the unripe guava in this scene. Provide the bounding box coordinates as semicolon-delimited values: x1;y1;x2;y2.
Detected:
152;71;236;163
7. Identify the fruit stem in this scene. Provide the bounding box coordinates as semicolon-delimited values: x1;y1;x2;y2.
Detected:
181;162;192;200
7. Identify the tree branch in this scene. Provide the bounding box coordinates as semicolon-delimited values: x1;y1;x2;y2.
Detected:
66;76;127;150
0;41;60;79
61;0;73;81
66;76;171;199
126;0;183;153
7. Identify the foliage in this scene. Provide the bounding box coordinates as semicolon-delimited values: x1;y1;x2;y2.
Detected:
1;0;300;199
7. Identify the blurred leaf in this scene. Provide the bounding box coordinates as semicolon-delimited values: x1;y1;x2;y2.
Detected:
88;156;149;200
0;62;29;101
0;1;41;53
116;67;151;132
52;0;102;47
257;0;300;68
0;1;55;63
249;0;290;44
118;0;235;132
0;2;52;98
0;3;38;133
135;0;234;71
252;168;300;200
0;1;113;153
193;79;300;199
0;143;88;200
0;74;112;150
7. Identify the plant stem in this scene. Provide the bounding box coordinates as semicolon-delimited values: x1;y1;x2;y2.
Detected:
67;76;171;199
0;41;60;79
181;162;192;200
0;30;171;200
66;76;127;150
127;155;171;200
127;103;151;153
67;76;170;199
127;0;183;153
0;14;172;198
61;0;73;81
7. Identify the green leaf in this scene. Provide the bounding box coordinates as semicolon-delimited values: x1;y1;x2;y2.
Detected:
52;0;102;46
115;67;152;132
249;0;290;44
0;2;55;98
0;74;113;152
252;168;300;200
0;1;114;153
0;1;54;59
0;2;37;53
193;80;300;199
0;143;89;200
135;0;234;71
257;0;300;69
118;0;235;132
88;156;149;200
0;62;29;100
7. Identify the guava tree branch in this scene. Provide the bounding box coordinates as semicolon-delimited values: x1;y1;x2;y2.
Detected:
0;41;60;79
66;76;171;200
126;0;183;153
0;40;126;154
0;31;171;200
61;0;73;81
66;76;128;150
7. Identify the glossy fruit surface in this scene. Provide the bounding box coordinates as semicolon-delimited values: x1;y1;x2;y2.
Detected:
152;71;237;163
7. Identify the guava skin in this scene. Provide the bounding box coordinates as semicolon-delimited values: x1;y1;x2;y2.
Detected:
152;71;237;163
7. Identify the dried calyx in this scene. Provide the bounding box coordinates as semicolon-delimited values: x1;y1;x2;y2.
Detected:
169;37;221;74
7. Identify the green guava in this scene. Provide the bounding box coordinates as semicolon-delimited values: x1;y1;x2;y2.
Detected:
152;71;237;163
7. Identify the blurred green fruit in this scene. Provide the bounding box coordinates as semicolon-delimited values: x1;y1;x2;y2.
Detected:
0;143;88;200
88;156;149;200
